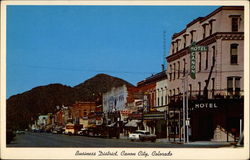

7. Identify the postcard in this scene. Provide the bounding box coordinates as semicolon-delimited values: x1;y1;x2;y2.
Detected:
1;0;249;159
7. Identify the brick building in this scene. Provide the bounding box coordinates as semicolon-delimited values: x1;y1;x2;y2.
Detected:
69;101;96;127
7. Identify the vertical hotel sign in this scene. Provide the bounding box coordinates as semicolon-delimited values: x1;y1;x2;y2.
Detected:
189;42;208;79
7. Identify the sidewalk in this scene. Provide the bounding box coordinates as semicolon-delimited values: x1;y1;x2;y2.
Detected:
156;138;235;147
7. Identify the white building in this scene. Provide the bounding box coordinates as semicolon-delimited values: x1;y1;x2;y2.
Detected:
165;6;244;141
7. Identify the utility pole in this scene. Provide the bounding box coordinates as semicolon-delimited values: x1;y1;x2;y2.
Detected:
186;75;189;143
182;78;186;143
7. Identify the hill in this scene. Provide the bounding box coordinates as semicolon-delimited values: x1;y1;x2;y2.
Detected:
6;74;134;130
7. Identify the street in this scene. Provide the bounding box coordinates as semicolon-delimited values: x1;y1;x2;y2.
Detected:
7;132;233;148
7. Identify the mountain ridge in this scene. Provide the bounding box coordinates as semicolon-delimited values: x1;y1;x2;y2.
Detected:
7;73;134;130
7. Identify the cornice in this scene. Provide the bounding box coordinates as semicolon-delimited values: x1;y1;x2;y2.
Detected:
166;32;244;62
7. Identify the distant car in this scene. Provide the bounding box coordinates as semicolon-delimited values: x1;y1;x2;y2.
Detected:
52;127;64;134
77;128;88;136
128;130;156;142
16;130;25;134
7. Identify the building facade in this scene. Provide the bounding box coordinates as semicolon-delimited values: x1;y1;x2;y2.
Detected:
166;6;244;141
137;71;169;138
69;101;96;127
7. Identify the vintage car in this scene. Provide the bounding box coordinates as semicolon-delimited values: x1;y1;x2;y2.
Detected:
128;130;156;142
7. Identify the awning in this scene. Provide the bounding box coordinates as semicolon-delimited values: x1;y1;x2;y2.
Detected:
125;120;140;127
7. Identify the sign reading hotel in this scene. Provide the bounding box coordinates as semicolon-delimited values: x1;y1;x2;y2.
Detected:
189;42;208;79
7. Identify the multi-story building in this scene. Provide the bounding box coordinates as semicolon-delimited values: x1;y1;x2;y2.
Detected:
69;101;96;127
54;105;70;126
103;84;135;124
166;6;244;141
137;71;168;138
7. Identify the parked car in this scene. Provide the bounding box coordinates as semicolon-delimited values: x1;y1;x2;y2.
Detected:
128;130;156;142
52;126;64;134
16;130;25;134
77;128;88;136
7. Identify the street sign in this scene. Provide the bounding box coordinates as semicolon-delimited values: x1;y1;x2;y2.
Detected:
189;42;208;79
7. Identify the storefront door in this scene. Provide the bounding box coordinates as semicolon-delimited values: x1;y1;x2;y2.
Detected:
198;115;213;140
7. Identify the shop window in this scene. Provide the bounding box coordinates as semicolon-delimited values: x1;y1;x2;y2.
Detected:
230;44;238;65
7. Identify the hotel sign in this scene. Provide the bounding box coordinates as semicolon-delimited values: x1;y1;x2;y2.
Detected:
190;102;219;111
189;42;208;79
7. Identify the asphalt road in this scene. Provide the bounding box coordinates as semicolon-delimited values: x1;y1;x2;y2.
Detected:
7;132;232;148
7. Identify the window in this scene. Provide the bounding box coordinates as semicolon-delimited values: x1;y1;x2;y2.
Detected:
83;110;87;116
190;30;196;43
183;35;187;48
161;95;163;106
177;88;180;97
176;41;179;52
157;89;160;106
227;77;241;96
173;89;175;100
232;17;239;32
173;63;176;80
183;59;186;77
235;77;241;96
205;50;208;70
177;61;180;79
209;21;213;35
189;84;192;98
212;78;215;98
230;44;238;64
203;25;206;38
212;46;215;65
227;77;234;95
190;31;194;43
169;65;172;81
198;52;201;72
198;82;201;96
172;42;175;54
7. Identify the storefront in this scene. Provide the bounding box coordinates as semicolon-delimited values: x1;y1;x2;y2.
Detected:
143;111;167;138
190;98;243;141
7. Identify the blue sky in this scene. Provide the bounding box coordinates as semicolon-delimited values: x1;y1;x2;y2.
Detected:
7;5;219;98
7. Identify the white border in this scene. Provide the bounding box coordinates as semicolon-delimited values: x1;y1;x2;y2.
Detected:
1;1;249;159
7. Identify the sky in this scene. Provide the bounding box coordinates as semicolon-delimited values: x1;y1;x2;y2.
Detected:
6;5;219;98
